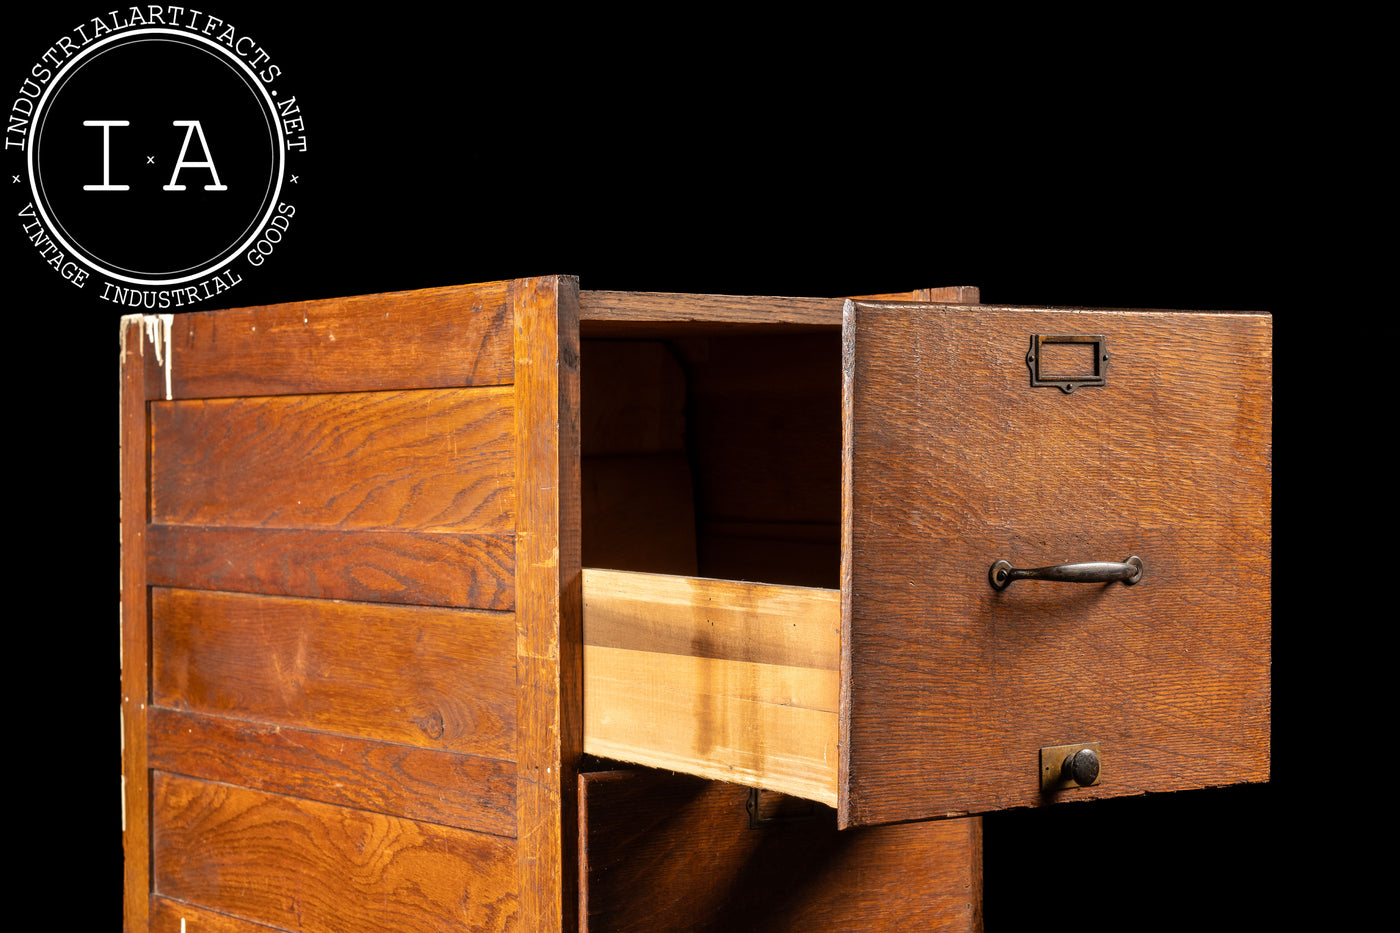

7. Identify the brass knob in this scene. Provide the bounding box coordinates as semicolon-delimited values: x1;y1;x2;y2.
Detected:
1061;747;1100;786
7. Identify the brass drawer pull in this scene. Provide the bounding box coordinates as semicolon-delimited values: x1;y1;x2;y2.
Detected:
989;556;1143;590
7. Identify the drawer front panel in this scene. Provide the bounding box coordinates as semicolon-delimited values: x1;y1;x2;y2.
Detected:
841;303;1271;826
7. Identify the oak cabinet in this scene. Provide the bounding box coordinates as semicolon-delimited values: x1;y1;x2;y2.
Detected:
121;277;1269;931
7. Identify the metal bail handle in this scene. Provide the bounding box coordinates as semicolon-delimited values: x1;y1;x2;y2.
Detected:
989;556;1143;590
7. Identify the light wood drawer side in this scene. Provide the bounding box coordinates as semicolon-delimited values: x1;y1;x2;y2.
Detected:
582;568;840;805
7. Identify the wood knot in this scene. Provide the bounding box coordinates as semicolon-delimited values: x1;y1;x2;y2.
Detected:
413;710;445;740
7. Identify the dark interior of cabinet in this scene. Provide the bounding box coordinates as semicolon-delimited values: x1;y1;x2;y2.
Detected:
580;329;842;589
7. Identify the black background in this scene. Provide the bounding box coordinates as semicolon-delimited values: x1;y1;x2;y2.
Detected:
10;6;1293;929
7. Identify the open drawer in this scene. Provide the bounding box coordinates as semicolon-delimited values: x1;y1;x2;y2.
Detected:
581;298;1271;828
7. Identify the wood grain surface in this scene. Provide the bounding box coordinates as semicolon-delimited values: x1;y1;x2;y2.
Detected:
840;302;1271;826
142;281;514;400
149;707;516;837
583;570;840;805
578;286;978;336
151;896;297;933
512;276;583;933
579;769;982;933
125;278;568;933
152;773;518;933
151;386;516;532
583;569;839;669
147;525;515;609
152;587;517;758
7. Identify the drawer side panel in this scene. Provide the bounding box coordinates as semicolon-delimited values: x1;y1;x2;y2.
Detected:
583;570;840;805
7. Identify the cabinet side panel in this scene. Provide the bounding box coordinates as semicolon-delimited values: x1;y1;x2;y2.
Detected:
131;281;536;930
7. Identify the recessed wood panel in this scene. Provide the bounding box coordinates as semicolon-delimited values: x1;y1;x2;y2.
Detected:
841;303;1271;826
152;588;516;758
149;281;515;400
150;386;515;532
149;707;516;837
152;773;518;933
151;896;296;933
147;525;515;610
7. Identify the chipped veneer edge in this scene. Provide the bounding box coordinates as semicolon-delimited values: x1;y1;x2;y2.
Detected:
120;312;174;400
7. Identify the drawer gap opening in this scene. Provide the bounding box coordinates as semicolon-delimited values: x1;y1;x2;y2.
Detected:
580;330;843;805
580;331;841;588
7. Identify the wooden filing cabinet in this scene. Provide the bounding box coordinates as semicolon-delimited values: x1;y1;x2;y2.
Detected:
120;276;1270;931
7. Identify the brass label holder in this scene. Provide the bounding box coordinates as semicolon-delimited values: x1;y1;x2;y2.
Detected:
1027;334;1109;393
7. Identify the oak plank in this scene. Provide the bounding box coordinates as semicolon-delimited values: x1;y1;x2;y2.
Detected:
840;302;1271;826
152;773;518;933
152;588;516;758
150;386;516;533
579;770;982;933
151;281;514;400
147;525;515;610
149;707;516;837
512;276;583;933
